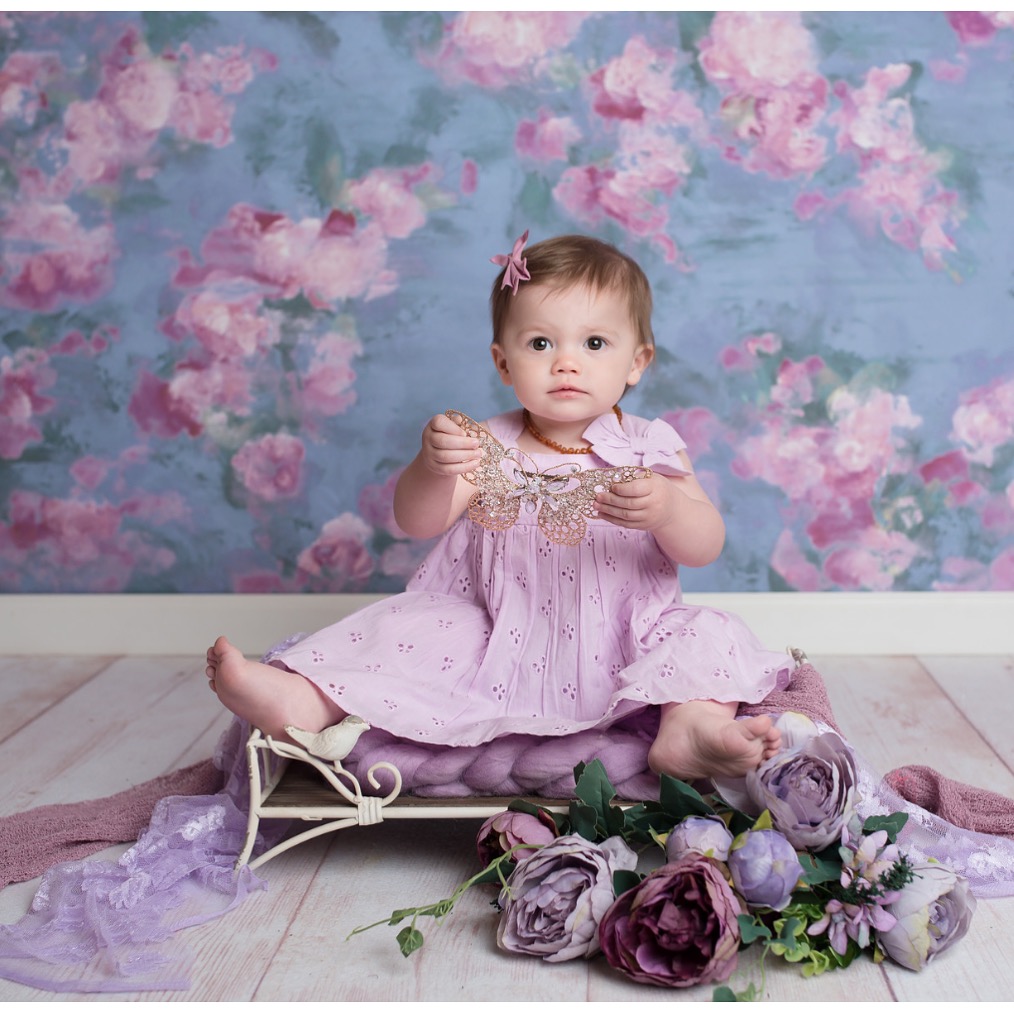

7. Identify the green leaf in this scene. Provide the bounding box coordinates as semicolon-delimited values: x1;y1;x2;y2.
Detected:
712;985;739;1002
396;926;424;958
569;802;599;842
863;811;909;843
574;759;625;838
737;913;772;945
613;869;643;896
657;774;715;821
798;850;842;886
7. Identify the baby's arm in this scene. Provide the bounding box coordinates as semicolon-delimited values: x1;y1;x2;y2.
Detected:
593;451;725;567
393;414;482;538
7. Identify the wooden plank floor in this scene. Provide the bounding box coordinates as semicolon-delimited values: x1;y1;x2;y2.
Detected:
0;653;1011;1001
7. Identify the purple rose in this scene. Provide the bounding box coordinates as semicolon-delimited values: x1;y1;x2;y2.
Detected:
878;863;976;971
727;829;805;911
476;809;557;867
598;855;743;987
497;834;637;962
746;731;858;850
666;815;734;862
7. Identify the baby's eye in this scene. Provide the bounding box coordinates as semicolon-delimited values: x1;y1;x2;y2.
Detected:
586;335;607;350
529;337;551;351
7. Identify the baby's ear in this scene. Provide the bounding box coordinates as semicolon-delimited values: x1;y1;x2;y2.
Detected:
627;344;654;386
490;343;513;386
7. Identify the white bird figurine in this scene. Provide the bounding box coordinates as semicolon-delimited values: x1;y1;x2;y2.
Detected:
284;715;371;762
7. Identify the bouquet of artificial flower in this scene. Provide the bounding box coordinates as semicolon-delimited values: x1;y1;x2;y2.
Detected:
351;713;975;999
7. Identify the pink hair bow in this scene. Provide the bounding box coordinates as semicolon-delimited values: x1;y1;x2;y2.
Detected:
490;229;531;294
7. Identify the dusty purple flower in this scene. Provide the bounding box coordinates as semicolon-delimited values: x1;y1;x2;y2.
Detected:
809;895;897;954
598;855;742;987
727;829;805;911
746;731;858;850
878;863;976;971
666;815;734;862
476;809;557;867
496;834;637;962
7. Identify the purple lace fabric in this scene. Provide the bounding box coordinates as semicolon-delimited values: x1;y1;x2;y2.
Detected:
0;717;282;993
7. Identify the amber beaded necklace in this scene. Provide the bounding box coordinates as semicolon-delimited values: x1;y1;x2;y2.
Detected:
522;405;622;455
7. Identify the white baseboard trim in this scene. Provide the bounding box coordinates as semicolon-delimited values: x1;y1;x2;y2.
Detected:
3;592;1012;656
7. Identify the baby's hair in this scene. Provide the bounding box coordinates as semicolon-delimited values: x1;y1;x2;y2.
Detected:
490;234;655;349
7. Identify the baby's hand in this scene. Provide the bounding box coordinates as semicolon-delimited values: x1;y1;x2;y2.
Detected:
419;413;482;477
594;474;675;532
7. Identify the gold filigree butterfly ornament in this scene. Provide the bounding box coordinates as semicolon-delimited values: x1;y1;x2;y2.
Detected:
445;410;651;547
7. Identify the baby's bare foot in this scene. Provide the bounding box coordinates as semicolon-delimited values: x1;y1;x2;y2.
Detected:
204;634;346;741
649;702;781;781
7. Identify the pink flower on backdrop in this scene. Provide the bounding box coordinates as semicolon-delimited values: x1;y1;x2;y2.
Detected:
825;63;962;270
168;358;254;425
719;331;782;371
950;375;1014;466
357;469;407;539
769;356;825;414
295;330;361;422
231;432;305;502
588;36;703;126
515;109;582;162
0;202;117;311
732;422;828;501
698;12;829;180
554;162;682;265
70;455;111;491
699;11;821;91
165;289;280;359
946;11;1014;46
427;12;589;90
989;547;1014;589
0;50;62;127
129;357;254;438
232;569;290;594
176;204;396;305
60;28;272;183
344;163;446;240
826;388;921;478
661;406;726;457
296;512;374;590
822;527;922;591
379;540;433;580
460;159;478;195
771;529;825;592
0;347;56;459
0;490;176;591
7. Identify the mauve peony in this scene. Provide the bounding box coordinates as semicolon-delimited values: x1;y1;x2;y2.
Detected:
878;863;976;971
727;829;804;911
476;809;557;867
665;815;734;862
746;729;858;851
598;855;742;987
497;834;636;963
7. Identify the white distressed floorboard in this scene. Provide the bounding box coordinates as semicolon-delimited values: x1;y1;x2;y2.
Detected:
0;655;116;743
0;653;1011;1001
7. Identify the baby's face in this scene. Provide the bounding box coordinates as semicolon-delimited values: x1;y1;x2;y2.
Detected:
491;282;652;428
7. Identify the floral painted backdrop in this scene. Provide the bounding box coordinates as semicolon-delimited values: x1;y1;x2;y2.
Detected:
1;11;1012;595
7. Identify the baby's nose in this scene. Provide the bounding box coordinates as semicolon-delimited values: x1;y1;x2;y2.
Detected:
552;351;579;372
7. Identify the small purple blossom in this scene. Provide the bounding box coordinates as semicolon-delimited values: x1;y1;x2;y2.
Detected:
727;829;805;912
476;809;557;867
666;815;734;862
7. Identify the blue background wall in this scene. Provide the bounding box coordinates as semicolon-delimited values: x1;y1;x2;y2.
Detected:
1;11;1012;595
